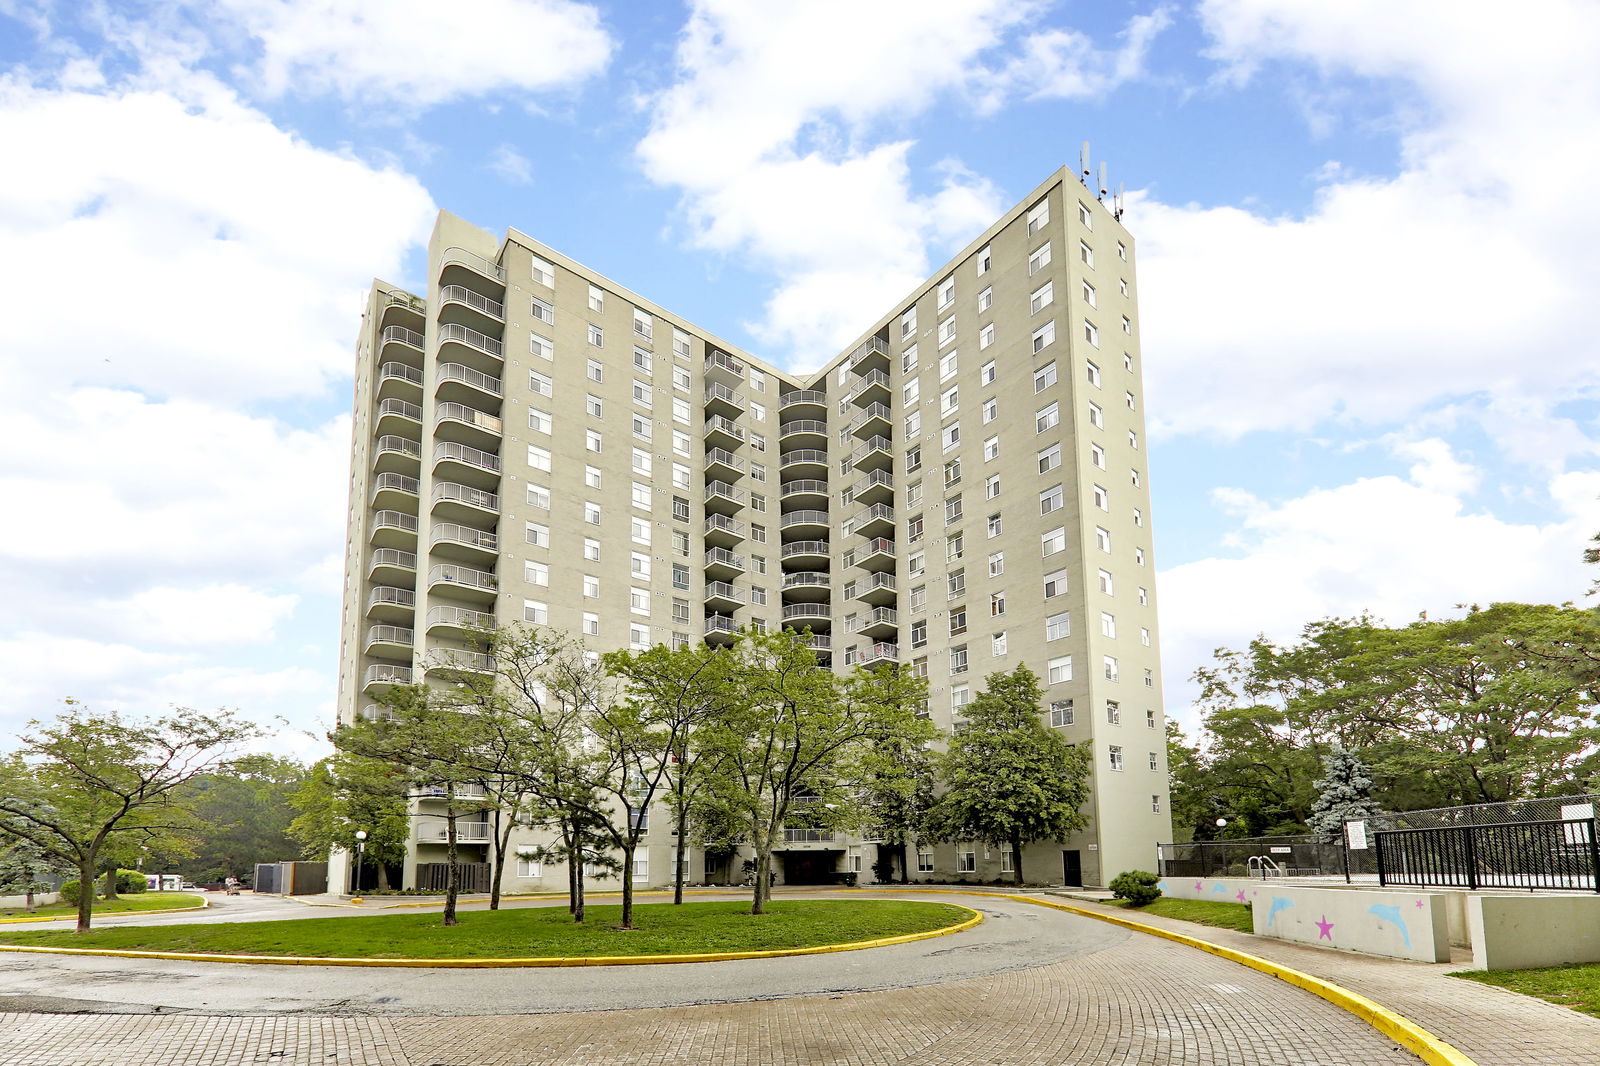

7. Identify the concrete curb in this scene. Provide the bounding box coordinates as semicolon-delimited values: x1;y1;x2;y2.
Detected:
0;899;982;968
0;898;211;926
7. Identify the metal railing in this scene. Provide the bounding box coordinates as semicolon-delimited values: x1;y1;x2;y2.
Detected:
782;572;829;589
438;322;504;359
849;641;899;665
372;472;419;497
363;664;412;686
851;469;894;499
704;514;745;538
375;434;421;458
430;522;497;552
780;509;829;528
382;290;426;315
851;436;892;463
804;634;832;650
862;606;898;627
433;441;501;473
782;603;829;620
365;624;413;647
369;547;416;572
704;381;744;406
705;349;745;377
781;829;837;843
847;369;890;400
441;246;507;282
438;284;504;319
782;540;829;559
432;651;496;674
705;481;745;504
781;479;828;497
705;547;746;570
377;397;422;422
427;563;496;591
436;362;502;396
381;324;424;350
705;414;745;441
418;820;492;843
780;449;828;467
418;783;488;799
853;503;895;526
779;419;827;437
850;402;891;428
704;447;745;472
425;605;496;630
1376;818;1600;892
705;614;738;635
367;586;415;610
844;538;894;566
781;389;827;407
435;401;503;435
704;581;744;603
372;509;418;533
378;362;423;388
859;572;896;594
847;335;890;370
432;481;499;511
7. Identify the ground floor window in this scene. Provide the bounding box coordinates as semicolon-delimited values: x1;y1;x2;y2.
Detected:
1000;851;1013;874
957;850;977;873
516;858;542;878
917;848;935;873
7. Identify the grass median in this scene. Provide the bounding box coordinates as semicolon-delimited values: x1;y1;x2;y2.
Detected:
1453;963;1600;1018
0;899;970;959
1109;897;1255;933
0;892;207;921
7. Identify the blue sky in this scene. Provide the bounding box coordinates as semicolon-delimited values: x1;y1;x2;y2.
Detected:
1;0;1597;758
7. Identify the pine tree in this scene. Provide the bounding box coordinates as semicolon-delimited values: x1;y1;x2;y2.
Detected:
1306;748;1377;843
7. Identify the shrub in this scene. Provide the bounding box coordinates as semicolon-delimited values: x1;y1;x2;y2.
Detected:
1109;869;1162;906
59;879;82;906
116;870;148;894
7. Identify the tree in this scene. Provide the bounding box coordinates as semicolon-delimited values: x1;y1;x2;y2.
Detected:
1306;748;1378;843
700;630;933;913
926;665;1091;885
848;665;934;884
0;703;263;931
158;754;307;882
287;756;410;891
0;833;64;912
1164;724;1216;844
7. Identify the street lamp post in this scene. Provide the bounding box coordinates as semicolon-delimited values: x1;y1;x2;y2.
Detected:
353;830;368;897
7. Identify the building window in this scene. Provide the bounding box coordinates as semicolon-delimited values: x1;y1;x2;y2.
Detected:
583;538;600;562
987;550;1004;577
585;429;603;453
947;568;966;597
527;445;552;472
1082;280;1097;308
941;420;961;451
1106;699;1121;725
1104;655;1120;682
584;501;602;525
1027;198;1050;235
957;850;977;873
588;323;604;347
978;286;993;312
585;394;604;419
1033;361;1057;392
1098;569;1114;595
587;285;604;312
1147;708;1158;729
945;495;963;523
917;848;935;873
1096;525;1111;552
1145;668;1155;688
1091;442;1106;469
903;379;920;408
1109;746;1124;771
1080;240;1095;267
672;497;691;522
983;436;1000;462
949;610;968;637
1044;569;1068;597
586;358;603;382
1050;699;1074;727
981;398;997;424
985;473;1001;499
583;612;600;636
1041;526;1066;556
1047;655;1072;685
937;276;955;308
1088;401;1104;429
525;561;549;587
987;512;1002;537
992;630;1008;656
528;369;553;396
1078;201;1093;228
1035;402;1060;434
938;316;957;346
1138;586;1149;606
583;574;600;598
630;588;650;615
1083;320;1099;348
523;600;549;625
910;619;927;647
989;590;1006;616
1046;612;1070;641
1093;484;1109;510
517;857;543;878
526;484;551;510
531;297;555;324
1039;485;1063;514
1030;281;1054;314
1117;240;1128;261
1152;794;1162;814
1032;320;1056;353
1038;443;1061;473
525;522;549;548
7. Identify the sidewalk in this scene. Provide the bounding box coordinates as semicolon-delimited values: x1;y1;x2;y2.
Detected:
1051;893;1600;1066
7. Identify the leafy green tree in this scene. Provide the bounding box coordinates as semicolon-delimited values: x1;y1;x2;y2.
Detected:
155;754;306;882
1164;724;1216;844
287;756;410;891
1306;748;1378;843
0;833;65;911
926;665;1091;884
847;665;934;883
0;703;263;931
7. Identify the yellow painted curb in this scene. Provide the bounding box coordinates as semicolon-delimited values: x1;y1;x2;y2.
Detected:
856;889;1477;1066
0;898;211;925
0;899;982;969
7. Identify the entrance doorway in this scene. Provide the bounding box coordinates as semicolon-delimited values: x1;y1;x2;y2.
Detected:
778;851;842;884
1062;849;1083;886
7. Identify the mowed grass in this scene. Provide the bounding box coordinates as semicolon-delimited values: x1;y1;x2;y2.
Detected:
0;893;207;920
1111;897;1255;933
1452;963;1600;1018
0;899;970;959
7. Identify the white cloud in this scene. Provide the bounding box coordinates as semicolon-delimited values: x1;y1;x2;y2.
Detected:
638;0;1168;365
1158;445;1600;729
489;144;534;185
1133;0;1600;462
212;0;613;107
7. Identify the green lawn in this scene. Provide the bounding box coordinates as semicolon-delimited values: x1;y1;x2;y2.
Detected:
1452;963;1600;1018
0;899;970;959
0;893;207;921
1110;897;1256;933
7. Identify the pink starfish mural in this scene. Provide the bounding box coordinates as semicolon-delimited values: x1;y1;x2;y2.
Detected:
1315;915;1335;940
1236;890;1248;903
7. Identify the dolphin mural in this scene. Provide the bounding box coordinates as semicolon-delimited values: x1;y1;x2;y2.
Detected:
1266;896;1294;928
1367;903;1411;948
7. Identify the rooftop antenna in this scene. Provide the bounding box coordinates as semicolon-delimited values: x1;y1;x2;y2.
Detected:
1079;141;1091;185
1114;182;1126;222
1098;162;1108;201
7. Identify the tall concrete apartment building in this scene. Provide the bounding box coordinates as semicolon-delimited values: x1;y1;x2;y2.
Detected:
332;165;1171;893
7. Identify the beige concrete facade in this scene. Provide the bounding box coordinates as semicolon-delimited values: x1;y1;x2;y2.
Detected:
331;166;1171;892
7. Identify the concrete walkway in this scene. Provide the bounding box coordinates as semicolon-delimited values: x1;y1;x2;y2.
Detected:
1053;893;1600;1066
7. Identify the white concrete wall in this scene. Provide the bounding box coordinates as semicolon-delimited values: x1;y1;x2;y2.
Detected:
0;891;60;909
1248;884;1449;962
1156;875;1263;903
1469;895;1600;970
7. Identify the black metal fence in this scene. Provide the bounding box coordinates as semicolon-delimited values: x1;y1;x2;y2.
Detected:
415;862;492;894
1157;835;1351;879
1375;817;1600;892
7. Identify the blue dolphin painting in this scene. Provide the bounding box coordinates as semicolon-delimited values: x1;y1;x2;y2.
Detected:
1266;897;1294;928
1368;904;1412;948
1212;882;1230;894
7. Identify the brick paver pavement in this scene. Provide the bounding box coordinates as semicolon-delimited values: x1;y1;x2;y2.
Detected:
1053;894;1600;1066
0;918;1417;1066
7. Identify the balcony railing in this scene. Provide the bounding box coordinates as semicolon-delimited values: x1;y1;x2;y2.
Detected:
851;436;893;464
381;324;424;350
781;603;830;621
369;547;416;573
781;540;830;559
705;614;738;636
438;284;504;320
436;362;503;397
368;586;415;611
377;397;422;423
363;664;412;687
779;449;828;468
378;362;423;388
781;571;830;590
703;447;745;473
781;828;838;843
435;401;503;435
438;322;504;359
372;509;419;534
705;481;745;505
704;581;744;604
430;522;498;552
431;651;496;675
705;349;745;378
780;479;828;497
844;538;895;567
432;481;499;512
427;563;497;592
847;369;891;402
854;502;895;527
365;624;414;648
848;642;900;666
704;514;746;539
704;381;745;408
418;783;488;800
780;509;829;529
779;419;827;438
425;605;496;630
433;441;501;474
705;547;746;570
418;820;492;843
780;389;827;409
441;246;506;283
372;472;419;498
851;469;894;500
375;435;421;459
381;290;426;316
847;335;891;372
705;414;745;441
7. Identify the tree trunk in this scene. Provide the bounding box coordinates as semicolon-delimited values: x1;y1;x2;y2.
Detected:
898;841;910;884
1011;836;1025;887
378;861;393;892
751;848;771;915
102;863;119;901
619;842;636;929
573;854;586;923
443;806;459;927
75;857;95;933
490;807;510;911
673;805;689;905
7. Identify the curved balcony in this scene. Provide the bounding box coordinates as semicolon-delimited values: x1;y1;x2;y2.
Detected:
380;324;425;362
780;479;828;504
371;472;419;511
379;289;426;328
779;449;828;476
367;585;415;623
704;513;746;548
851;469;894;507
438;283;505;329
375;397;422;436
430;521;498;562
359;703;394;722
704;580;743;612
847;335;891;375
703;381;745;419
373;434;421;475
847;369;890;406
845;537;895;572
780;602;832;630
780;571;830;601
704;547;746;581
370;509;419;549
368;547;416;585
363;663;413;693
778;419;828;447
704;447;745;482
854;571;897;607
425;605;497;636
780;508;829;538
435;401;503;447
427;650;496;679
704;613;739;644
849;402;891;440
802;633;832;655
780;389;828;417
436;362;502;406
851;435;894;474
376;361;423;402
431;481;499;521
438;321;504;375
440;246;507;291
427;562;498;603
781;540;830;568
704;349;745;386
704;480;745;516
365;624;414;657
850;641;899;667
859;606;898;640
433;441;501;489
853;502;895;539
704;414;745;450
